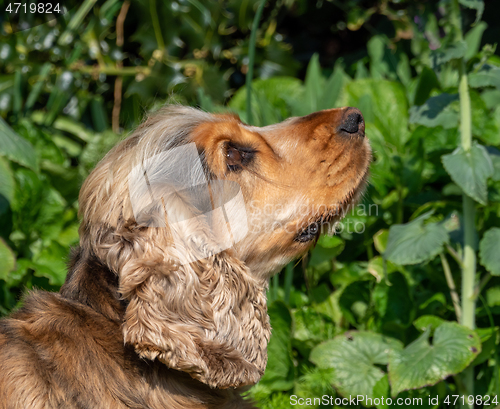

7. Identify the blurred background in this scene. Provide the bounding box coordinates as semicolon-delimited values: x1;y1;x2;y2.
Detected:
1;0;500;407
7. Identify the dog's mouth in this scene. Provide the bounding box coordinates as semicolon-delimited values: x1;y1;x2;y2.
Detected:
310;167;370;237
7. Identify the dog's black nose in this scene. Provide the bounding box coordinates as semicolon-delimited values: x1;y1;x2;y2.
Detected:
340;108;364;136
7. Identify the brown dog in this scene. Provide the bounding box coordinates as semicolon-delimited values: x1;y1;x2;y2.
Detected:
0;106;370;409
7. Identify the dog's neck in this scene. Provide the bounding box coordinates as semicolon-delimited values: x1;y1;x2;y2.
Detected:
60;247;127;322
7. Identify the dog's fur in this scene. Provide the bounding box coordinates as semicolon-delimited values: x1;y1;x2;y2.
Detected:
0;106;370;408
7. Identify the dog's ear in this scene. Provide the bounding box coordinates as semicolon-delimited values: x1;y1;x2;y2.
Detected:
112;219;270;389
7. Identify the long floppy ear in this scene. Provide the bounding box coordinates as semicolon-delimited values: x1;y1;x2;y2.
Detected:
114;219;271;389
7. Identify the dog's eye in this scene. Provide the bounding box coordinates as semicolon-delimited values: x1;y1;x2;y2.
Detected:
295;223;320;243
226;143;255;172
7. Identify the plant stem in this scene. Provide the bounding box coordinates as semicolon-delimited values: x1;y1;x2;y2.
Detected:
446;243;464;268
454;7;476;408
459;63;472;152
58;0;98;45
440;253;462;322
459;60;477;408
245;0;266;125
451;1;477;405
150;0;165;51
68;65;151;76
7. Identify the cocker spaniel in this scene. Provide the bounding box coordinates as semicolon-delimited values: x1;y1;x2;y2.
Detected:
0;105;370;409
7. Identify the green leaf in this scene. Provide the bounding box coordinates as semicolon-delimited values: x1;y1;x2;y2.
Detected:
318;64;346;110
303;53;323;115
471;327;498;366
32;241;68;286
373;272;413;329
345;79;409;150
0;238;16;281
372;375;390;408
479;228;500;276
317;234;343;249
339;281;371;325
388;322;481;396
229;77;303;121
294;367;336;408
409;93;459;129
368;35;398;81
384;211;449;265
0;156;15;204
25;63;53;112
490;148;500;181
459;0;484;24
469;65;500;89
464;21;488;60
260;301;294;391
413;67;440;106
430;41;467;67
413;315;446;333
0;117;38;170
292;307;335;357
90;96;109;132
310;331;403;405
309;240;344;268
373;229;389;254
442;143;494;205
197;87;215;113
486;286;500;307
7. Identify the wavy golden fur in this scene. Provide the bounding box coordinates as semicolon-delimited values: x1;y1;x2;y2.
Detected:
0;105;370;408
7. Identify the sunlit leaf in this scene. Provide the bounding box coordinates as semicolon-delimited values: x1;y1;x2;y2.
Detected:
409;93;459;129
464;21;487;60
388;323;481;396
0;238;16;281
303;53;323;115
373;229;389;254
459;0;484;24
413;315;446;333
385;211;449;265
318;64;347;110
442;142;493;205
32;241;68;286
0;118;38;170
479;227;500;276
430;41;467;67
469;65;500;89
0;156;14;204
310;331;402;405
345;79;409;150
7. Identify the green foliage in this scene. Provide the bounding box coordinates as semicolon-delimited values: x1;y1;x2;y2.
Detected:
310;332;403;403
388;323;481;396
479;228;500;276
442;143;494;205
384;212;449;265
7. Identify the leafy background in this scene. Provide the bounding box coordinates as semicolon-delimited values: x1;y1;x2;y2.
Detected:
1;0;500;408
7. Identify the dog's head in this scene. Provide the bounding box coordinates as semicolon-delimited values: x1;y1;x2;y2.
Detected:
78;106;370;389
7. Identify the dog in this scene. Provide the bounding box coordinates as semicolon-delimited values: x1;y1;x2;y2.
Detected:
0;105;370;408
